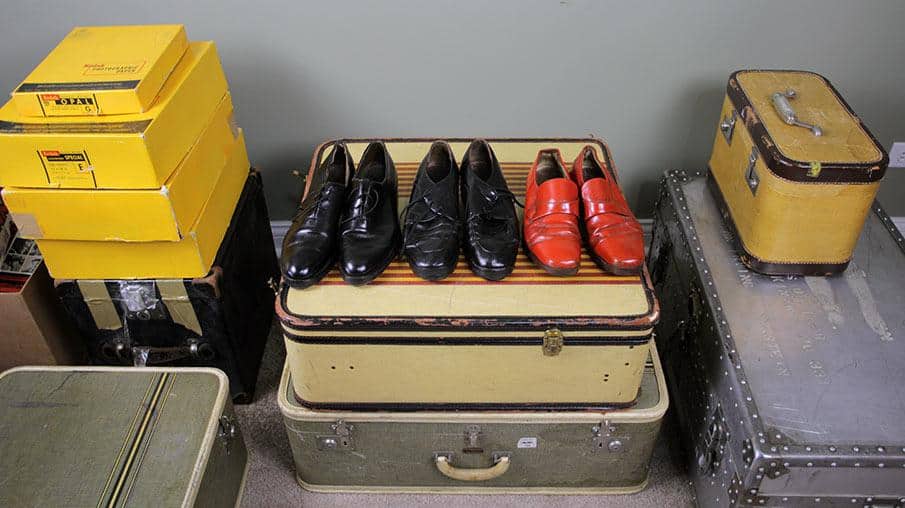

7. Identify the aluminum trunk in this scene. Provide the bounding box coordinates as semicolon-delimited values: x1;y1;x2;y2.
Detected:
650;170;905;507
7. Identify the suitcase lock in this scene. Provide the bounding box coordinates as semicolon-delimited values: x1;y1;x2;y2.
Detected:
317;420;354;451
744;146;760;195
720;109;737;144
542;328;564;356
592;420;626;453
217;415;238;455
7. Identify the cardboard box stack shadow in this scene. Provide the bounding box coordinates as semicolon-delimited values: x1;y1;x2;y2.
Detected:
0;25;278;402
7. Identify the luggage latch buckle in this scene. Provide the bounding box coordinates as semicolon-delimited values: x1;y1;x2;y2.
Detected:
542;328;564;356
720;109;738;144
317;420;354;451
744;146;760;195
592;420;626;453
217;414;238;455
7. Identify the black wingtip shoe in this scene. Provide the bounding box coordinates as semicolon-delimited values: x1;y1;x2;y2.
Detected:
402;141;461;281
281;141;352;289
339;141;401;286
461;140;520;281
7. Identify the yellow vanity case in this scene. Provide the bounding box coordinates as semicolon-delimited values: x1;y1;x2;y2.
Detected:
10;25;188;117
35;131;250;279
0;41;227;190
708;70;888;275
278;138;659;410
2;94;237;242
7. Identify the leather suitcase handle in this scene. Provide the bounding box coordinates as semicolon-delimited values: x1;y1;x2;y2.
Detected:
434;454;510;481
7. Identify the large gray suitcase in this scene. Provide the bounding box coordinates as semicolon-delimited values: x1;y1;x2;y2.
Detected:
651;170;905;507
278;342;668;494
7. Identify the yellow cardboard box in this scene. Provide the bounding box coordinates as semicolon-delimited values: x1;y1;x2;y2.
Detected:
3;94;237;242
0;41;227;190
11;25;188;117
36;131;250;279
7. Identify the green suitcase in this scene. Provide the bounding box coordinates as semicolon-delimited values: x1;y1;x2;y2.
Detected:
0;366;247;507
278;341;668;494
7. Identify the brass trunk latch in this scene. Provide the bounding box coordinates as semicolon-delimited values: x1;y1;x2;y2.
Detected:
542;328;564;356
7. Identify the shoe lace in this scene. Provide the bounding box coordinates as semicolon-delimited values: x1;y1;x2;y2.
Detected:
469;187;524;222
340;181;380;225
400;192;460;226
292;184;332;222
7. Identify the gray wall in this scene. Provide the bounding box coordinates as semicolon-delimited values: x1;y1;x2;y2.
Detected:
2;1;904;219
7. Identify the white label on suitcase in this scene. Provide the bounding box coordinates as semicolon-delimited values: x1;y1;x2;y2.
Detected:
517;437;538;449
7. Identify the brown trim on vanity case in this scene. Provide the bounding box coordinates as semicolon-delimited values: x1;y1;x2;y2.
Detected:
706;171;850;276
726;70;888;184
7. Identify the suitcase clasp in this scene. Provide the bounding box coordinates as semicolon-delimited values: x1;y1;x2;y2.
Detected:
592;420;626;453
720;109;738;144
542;328;564;356
744;146;760;195
317;420;355;451
217;414;238;455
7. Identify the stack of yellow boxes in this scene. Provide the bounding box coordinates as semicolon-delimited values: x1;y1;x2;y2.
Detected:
0;25;251;279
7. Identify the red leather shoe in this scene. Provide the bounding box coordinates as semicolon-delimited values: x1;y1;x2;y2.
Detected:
570;145;644;275
524;149;581;276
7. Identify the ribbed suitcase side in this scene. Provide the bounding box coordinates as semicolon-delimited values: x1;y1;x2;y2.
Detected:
277;343;668;493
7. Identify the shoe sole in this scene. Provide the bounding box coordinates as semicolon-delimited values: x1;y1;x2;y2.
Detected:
283;257;336;289
408;262;456;282
341;242;401;286
587;249;642;277
467;260;514;281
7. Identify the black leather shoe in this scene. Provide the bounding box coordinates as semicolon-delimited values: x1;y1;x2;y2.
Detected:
281;142;352;288
339;141;401;285
460;140;520;281
402;141;461;281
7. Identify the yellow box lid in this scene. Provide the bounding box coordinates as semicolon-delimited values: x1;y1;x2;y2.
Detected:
1;94;237;242
11;25;188;117
35;132;250;279
0;41;228;190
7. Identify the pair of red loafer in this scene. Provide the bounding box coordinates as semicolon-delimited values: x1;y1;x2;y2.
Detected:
523;146;644;276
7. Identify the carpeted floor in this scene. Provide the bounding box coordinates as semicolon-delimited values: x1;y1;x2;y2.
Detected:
233;325;695;507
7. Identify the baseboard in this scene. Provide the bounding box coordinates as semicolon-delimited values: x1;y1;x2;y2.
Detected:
271;220;291;256
270;218;904;258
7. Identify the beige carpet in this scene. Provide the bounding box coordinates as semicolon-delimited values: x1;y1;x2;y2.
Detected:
234;325;695;507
